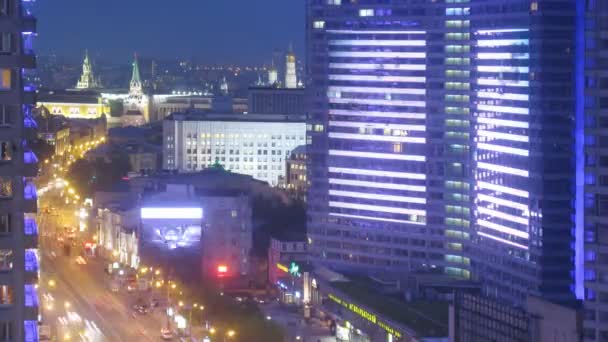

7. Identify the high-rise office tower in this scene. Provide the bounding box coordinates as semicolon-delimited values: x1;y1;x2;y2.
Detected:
0;0;39;340
285;49;297;89
306;0;578;306
582;0;608;340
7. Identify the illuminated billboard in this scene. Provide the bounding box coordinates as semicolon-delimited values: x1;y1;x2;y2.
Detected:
140;207;203;250
140;208;203;219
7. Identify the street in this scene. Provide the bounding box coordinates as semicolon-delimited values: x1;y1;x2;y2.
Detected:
39;209;169;341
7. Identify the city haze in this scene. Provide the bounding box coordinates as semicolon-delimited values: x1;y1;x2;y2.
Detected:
36;0;304;63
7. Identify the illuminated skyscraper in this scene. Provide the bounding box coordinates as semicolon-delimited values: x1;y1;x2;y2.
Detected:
75;50;101;89
0;0;39;340
582;1;608;340
306;0;578;306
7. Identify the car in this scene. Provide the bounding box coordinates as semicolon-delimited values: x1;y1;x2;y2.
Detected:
75;256;87;265
132;303;150;315
160;328;174;340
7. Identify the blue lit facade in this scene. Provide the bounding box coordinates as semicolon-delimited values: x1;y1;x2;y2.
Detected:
582;0;608;340
306;0;577;306
0;0;39;340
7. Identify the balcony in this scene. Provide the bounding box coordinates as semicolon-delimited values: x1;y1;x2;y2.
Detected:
23;150;37;177
24;284;38;307
24;249;38;282
24;320;38;342
23;179;36;213
24;215;37;249
23;284;38;322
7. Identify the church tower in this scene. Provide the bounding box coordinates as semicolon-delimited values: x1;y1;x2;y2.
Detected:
76;50;101;89
129;54;143;95
123;53;149;126
285;45;297;89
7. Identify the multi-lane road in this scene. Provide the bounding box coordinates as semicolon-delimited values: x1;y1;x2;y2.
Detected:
39;203;171;341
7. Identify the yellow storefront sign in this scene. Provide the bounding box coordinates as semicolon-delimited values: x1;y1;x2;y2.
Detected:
328;293;402;339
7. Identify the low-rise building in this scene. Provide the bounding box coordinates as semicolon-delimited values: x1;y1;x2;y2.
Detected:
248;87;305;115
450;293;581;342
285;145;307;200
37;90;110;119
268;233;308;286
163;111;306;186
96;203;140;269
200;189;252;281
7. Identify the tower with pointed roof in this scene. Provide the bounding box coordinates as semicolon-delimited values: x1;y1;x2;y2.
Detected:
123;53;149;126
76;50;101;89
130;54;143;95
268;60;278;86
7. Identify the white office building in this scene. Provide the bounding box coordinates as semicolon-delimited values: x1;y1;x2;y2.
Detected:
163;112;306;186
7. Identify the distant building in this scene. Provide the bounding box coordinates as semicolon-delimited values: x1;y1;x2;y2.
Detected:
200;189;252;281
75;50;102;90
69;116;107;147
268;234;308;285
127;144;161;174
248;87;305;115
268;64;278;86
122;55;149;126
37;90;110;120
163;112;306;186
450;293;581;342
39;127;70;157
96;205;139;269
285;50;297;89
285;145;308;201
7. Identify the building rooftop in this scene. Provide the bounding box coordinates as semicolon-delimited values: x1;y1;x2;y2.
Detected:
37;89;101;104
289;145;307;156
270;231;307;242
330;278;449;338
166;111;305;123
248;86;306;93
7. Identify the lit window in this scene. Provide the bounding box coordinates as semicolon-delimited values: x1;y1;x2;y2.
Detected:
393;143;402;153
531;2;538;11
0;250;11;271
327;0;341;5
359;9;374;17
231;210;237;218
0;69;10;90
313;21;325;29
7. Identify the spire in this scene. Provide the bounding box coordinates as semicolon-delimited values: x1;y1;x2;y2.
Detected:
75;49;101;89
83;49;90;66
131;53;141;85
130;53;142;95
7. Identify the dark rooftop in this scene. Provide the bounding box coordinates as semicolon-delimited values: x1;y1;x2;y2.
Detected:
330;277;449;338
166;111;305;123
37;89;101;104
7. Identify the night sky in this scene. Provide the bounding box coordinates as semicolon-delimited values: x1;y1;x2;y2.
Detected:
35;0;304;64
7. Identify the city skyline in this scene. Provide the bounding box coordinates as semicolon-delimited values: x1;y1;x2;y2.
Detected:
35;0;305;64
